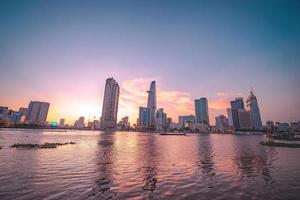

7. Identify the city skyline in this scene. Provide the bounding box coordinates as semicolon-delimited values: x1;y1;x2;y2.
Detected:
1;0;300;125
0;78;287;127
0;78;298;126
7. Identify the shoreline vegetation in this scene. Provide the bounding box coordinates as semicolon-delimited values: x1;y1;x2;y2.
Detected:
260;141;300;148
10;142;76;149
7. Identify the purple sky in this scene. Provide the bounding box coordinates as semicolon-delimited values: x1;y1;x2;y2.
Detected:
0;0;299;124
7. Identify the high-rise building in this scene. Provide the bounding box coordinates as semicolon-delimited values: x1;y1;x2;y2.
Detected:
195;98;209;125
59;118;65;127
230;97;245;110
118;116;130;129
266;120;274;131
0;106;9;117
147;81;157;128
101;78;120;129
246;90;263;130
156;108;167;131
227;108;234;127
215;115;228;131
18;107;28;117
138;107;150;127
166;117;172;130
237;109;253;130
26;101;50;124
179;115;195;128
75;116;85;129
228;97;245;130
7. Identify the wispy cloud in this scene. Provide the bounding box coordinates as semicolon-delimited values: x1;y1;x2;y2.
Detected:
118;79;240;124
118;78;194;123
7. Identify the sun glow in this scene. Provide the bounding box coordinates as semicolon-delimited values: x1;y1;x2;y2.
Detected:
44;79;238;125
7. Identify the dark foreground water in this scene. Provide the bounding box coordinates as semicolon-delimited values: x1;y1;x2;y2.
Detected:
0;129;299;200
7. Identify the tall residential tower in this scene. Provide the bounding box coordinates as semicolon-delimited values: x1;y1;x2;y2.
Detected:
101;78;120;129
147;81;157;129
246;90;263;130
228;97;245;130
26;101;50;125
195;97;209;125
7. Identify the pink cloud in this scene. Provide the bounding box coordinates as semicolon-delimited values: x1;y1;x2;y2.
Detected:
118;79;238;124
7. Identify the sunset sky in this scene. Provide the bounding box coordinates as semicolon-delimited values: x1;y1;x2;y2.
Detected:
1;0;299;125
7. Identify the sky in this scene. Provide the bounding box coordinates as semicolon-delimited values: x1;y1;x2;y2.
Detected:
0;0;300;125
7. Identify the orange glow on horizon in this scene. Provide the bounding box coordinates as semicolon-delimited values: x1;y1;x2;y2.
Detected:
3;78;234;126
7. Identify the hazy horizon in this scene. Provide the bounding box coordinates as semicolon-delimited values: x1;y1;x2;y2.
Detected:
1;0;300;125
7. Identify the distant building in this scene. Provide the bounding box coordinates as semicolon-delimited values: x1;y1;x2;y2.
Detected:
93;120;100;129
170;122;181;130
266;120;274;130
147;81;157;128
246;90;263;130
59;118;65;127
0;107;26;125
156;108;167;131
237;109;253;130
50;121;58;126
166;117;172;129
101;78;120;129
118;116;130;130
75;116;85;129
215;115;228;131
291;121;300;132
18;107;28;117
227;108;240;129
195;98;209;125
12;111;24;124
138;107;150;127
228;97;245;130
227;108;234;127
0;107;9;123
230;97;245;110
178;115;195;128
193;123;209;133
275;122;289;132
26;101;50;125
0;106;9;116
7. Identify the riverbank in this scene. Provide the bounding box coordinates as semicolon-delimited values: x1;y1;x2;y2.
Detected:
260;141;300;148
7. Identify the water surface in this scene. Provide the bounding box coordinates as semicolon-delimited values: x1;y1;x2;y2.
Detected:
0;129;299;200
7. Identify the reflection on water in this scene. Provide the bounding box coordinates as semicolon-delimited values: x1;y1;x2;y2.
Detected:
91;133;116;199
233;137;277;182
0;129;300;200
139;135;158;200
198;136;215;176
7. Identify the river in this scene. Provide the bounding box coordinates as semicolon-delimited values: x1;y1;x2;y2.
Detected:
0;129;299;200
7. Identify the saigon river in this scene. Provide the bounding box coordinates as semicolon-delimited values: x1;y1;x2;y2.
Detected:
0;129;299;200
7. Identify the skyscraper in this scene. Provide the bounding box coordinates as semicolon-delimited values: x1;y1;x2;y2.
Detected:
230;97;244;110
138;106;150;127
215;115;228;131
237;109;253;130
246;90;263;130
147;81;156;128
227;108;234;127
59;118;65;127
26;101;50;124
194;98;209;125
156;108;167;131
75;116;85;129
228;97;245;130
101;78;120;129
